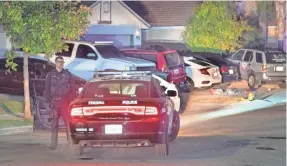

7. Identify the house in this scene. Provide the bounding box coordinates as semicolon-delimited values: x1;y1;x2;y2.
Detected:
0;1;201;50
124;1;201;42
83;0;201;49
83;0;150;48
0;25;11;50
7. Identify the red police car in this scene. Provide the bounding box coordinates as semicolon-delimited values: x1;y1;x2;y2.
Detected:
68;71;180;156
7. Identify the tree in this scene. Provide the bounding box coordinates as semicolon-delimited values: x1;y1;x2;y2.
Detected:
275;0;286;50
182;1;250;53
0;1;90;118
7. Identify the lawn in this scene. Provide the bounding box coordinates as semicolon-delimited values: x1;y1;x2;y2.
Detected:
0;99;24;115
0;119;32;128
0;99;33;129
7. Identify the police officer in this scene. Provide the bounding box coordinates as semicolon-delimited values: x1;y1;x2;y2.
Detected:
43;56;76;150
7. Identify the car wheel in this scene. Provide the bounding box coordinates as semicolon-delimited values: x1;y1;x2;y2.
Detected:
169;110;180;143
154;126;169;156
69;144;83;157
278;81;286;89
67;128;83;156
247;74;257;89
184;78;194;93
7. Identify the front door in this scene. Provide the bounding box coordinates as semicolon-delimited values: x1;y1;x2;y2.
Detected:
72;44;99;81
240;50;254;80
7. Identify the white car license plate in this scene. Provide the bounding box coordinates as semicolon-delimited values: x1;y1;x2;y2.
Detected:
104;124;123;134
174;69;179;74
276;66;284;71
229;69;234;74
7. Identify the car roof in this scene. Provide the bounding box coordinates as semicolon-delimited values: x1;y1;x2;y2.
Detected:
121;47;177;54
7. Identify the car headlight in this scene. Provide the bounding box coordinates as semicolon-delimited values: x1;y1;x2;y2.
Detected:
125;66;136;71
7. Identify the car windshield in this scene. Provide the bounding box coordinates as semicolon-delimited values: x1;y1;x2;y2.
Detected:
83;80;150;98
164;52;181;67
265;53;286;64
94;45;126;58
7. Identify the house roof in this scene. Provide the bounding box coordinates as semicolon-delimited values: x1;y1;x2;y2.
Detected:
81;0;150;28
123;1;202;27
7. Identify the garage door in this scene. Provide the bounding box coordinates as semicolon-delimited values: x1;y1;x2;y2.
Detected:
84;34;134;49
0;33;11;50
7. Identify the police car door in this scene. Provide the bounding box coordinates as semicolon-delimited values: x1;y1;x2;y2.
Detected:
70;44;99;81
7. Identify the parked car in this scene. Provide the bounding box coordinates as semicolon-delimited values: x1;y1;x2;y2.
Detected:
229;49;286;88
121;46;187;86
0;56;86;95
191;53;239;88
151;72;181;112
68;71;180;156
183;56;222;90
13;41;156;81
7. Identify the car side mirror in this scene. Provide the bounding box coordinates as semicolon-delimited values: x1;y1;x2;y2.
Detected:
87;53;96;59
161;86;167;91
78;87;84;94
166;90;177;97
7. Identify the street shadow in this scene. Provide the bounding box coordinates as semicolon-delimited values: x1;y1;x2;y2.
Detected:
71;135;257;162
178;92;190;114
0;103;24;118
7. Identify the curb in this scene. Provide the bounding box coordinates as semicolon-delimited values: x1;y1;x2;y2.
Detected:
0;125;33;135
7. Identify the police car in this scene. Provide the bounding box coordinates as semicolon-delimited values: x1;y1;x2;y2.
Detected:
68;71;180;156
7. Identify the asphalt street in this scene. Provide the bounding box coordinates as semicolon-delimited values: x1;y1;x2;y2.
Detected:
0;105;285;166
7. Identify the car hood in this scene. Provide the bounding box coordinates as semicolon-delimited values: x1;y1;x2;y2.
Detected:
109;57;156;67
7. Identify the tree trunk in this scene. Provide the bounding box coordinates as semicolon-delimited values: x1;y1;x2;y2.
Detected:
23;52;31;119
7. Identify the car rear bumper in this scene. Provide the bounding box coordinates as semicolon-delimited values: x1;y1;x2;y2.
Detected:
69;117;166;144
222;75;238;83
168;74;187;84
193;76;222;88
261;73;286;83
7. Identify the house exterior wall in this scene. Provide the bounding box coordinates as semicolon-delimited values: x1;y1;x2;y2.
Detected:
0;25;11;50
87;1;148;48
142;26;185;42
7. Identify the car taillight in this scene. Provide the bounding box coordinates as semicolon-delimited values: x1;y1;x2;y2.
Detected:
70;107;83;116
161;65;167;72
199;68;210;75
145;107;158;115
70;106;158;116
261;65;267;72
221;66;228;73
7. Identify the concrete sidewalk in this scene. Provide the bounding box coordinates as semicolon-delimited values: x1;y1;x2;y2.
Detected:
180;89;286;128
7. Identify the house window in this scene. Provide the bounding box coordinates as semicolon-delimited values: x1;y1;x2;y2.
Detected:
103;1;110;13
99;1;112;24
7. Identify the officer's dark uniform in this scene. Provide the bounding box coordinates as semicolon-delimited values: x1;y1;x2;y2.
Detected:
43;68;76;149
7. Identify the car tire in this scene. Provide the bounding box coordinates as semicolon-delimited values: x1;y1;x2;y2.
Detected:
247;73;261;89
278;81;286;89
69;144;83;157
169;110;180;143
185;78;194;93
154;126;169;156
67;128;83;156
